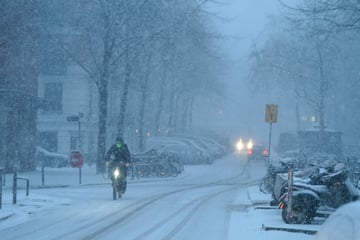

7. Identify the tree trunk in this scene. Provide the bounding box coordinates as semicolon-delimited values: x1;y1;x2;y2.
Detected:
316;38;327;152
310;3;327;152
317;51;326;132
179;96;189;132
19;98;37;171
5;102;18;172
96;79;108;173
154;68;166;136
117;48;131;138
173;94;180;133
295;94;301;131
138;54;152;152
186;96;194;130
167;81;176;134
96;14;113;173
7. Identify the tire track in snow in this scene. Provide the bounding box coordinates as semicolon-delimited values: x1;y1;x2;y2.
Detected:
81;164;262;240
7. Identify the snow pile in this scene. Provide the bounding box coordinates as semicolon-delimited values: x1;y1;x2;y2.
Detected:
313;201;360;240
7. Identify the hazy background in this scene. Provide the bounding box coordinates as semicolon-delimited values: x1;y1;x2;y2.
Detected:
194;0;294;146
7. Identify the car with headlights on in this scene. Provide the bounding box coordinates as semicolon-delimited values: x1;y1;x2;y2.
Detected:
247;145;268;161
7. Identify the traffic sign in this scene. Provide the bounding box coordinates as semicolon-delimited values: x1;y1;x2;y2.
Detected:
70;150;84;168
265;104;278;123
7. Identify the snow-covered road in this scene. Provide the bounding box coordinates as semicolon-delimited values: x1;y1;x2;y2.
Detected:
0;154;317;239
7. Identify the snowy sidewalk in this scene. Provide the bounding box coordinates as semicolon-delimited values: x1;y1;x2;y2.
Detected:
1;165;108;189
0;166;106;224
228;186;318;240
0;165;181;224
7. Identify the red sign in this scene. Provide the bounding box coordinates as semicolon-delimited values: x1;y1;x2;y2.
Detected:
70;150;84;168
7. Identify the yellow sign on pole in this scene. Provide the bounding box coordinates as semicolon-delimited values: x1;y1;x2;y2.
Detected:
265;104;278;123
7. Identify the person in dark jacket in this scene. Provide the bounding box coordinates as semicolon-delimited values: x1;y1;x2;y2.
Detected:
105;136;131;193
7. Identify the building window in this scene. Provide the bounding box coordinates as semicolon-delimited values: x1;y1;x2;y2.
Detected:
38;131;58;152
43;82;63;113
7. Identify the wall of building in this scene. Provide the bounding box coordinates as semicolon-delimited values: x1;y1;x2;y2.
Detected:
37;64;98;164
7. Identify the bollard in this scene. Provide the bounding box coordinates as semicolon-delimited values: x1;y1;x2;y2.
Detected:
41;165;45;186
131;165;134;180
0;168;3;209
13;168;17;204
17;177;30;196
11;168;30;205
79;167;82;184
286;169;294;220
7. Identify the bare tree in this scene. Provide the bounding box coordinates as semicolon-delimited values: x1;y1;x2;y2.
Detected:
0;0;41;172
63;0;152;172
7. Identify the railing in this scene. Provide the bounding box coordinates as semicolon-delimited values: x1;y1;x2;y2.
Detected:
12;168;30;204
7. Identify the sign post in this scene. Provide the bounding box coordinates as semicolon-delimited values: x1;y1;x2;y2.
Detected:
265;104;278;162
67;113;84;184
70;150;84;184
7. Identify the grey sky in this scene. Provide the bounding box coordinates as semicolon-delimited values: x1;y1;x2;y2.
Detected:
200;0;293;144
212;0;280;59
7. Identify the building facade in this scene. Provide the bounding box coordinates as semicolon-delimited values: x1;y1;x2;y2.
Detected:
37;63;98;165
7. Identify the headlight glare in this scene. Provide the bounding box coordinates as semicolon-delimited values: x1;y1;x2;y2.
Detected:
114;168;120;178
